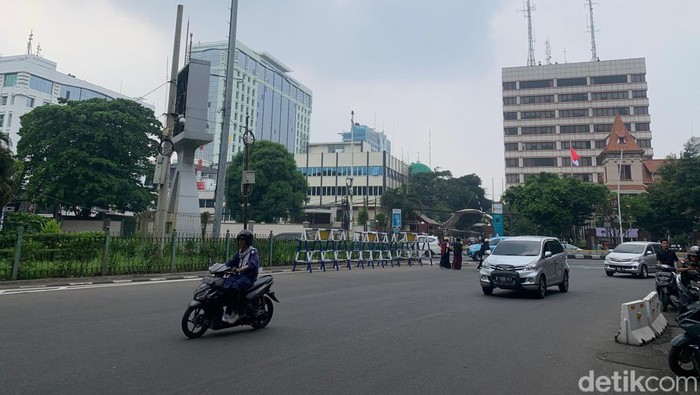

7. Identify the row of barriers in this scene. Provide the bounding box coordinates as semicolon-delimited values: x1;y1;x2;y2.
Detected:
615;291;668;345
292;229;436;272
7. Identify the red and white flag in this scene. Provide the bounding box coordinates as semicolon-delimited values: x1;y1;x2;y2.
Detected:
570;146;580;166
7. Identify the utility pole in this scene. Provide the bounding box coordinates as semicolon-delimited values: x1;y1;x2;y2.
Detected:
348;111;355;231
241;114;255;229
154;4;183;238
212;0;239;238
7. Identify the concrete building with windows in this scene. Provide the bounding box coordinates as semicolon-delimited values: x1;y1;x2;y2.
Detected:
340;123;391;154
502;58;653;189
294;142;407;227
190;41;313;167
0;54;148;153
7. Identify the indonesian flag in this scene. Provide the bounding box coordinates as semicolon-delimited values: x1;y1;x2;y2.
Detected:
570;146;580;166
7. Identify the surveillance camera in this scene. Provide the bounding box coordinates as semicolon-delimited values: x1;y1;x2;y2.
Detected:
178;115;186;125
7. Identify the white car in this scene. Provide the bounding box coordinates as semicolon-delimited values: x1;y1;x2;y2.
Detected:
416;235;441;257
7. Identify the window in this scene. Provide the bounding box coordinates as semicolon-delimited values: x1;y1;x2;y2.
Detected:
564;173;593;182
503;96;517;105
559;109;589;118
524;142;556;150
3;73;17;87
29;75;54;94
592;107;630;117
594;124;612;133
634;106;649;115
523;158;557;167
560;124;589;134
521;95;554;104
557;77;587;87
503;112;517;120
0;96;7;105
504;143;519;151
519;79;553;89
521;126;555;135
631;74;646;83
504;127;518;136
592;91;628;100
562;141;591;149
595;139;607;148
503;81;516;90
505;158;519;167
0;114;3;128
592;75;627;84
637;139;652;148
521;110;555;119
506;174;520;183
26;97;34;107
563;157;593;166
635;122;650;131
632;90;647;98
620;165;632;180
559;93;588;102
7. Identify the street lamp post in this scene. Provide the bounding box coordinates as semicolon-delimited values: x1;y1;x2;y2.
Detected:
241;114;255;230
345;177;353;237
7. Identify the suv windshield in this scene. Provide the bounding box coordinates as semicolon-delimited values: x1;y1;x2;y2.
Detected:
492;240;541;256
613;244;645;254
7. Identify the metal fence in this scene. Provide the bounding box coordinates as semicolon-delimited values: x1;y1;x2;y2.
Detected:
0;227;299;281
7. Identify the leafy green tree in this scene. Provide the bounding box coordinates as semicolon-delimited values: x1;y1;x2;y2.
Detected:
375;212;387;232
644;145;700;237
17;99;160;217
503;173;609;239
380;184;421;223
357;207;369;230
224;141;308;223
0;131;15;208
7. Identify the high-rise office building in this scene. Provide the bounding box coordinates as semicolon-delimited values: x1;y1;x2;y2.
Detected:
340;123;391;153
502;58;652;189
190;41;313;166
0;54;149;153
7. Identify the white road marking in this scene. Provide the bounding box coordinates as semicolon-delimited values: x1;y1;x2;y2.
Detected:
0;278;201;296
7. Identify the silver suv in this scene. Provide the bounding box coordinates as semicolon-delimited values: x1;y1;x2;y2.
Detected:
603;241;661;279
479;236;569;299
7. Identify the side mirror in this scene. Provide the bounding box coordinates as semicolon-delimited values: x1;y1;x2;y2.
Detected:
544;251;553;258
646;251;654;255
485;250;491;256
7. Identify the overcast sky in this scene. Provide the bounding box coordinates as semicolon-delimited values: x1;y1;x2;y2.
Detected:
2;0;699;199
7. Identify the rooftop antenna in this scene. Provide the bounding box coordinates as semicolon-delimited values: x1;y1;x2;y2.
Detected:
545;37;552;65
563;48;568;63
520;0;536;66
184;19;190;63
36;43;42;57
587;0;599;61
26;30;34;55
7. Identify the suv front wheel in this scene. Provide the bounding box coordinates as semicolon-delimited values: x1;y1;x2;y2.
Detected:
535;275;547;299
482;286;493;296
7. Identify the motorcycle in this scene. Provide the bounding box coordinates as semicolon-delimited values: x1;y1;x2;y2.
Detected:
655;264;678;312
675;269;700;314
181;262;279;339
668;301;700;376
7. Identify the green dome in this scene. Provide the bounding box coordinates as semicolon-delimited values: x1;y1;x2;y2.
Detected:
409;162;431;175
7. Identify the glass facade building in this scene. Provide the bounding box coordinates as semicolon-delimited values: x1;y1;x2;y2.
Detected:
340;124;392;153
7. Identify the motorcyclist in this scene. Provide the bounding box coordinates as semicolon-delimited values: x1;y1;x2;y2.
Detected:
222;229;260;324
678;246;700;287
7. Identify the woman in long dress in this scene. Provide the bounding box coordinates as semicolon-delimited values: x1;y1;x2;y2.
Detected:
452;238;463;270
440;237;452;269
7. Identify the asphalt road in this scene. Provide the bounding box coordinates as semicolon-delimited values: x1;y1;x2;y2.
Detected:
0;260;681;394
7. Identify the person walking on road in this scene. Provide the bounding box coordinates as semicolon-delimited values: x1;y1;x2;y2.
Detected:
440;237;452;269
476;238;489;270
452;238;463;270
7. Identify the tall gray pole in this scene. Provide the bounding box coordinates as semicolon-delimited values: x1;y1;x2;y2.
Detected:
154;4;183;237
212;0;239;238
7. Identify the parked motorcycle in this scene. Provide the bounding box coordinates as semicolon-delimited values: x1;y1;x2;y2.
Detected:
668;302;700;376
675;270;700;314
655;264;678;312
181;262;279;339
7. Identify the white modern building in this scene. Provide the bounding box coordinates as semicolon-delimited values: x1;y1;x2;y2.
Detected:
190;41;313;166
0;54;151;153
502;58;653;188
294;142;408;226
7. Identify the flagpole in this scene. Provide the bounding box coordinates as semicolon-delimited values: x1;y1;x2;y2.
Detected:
570;141;573;176
616;148;624;245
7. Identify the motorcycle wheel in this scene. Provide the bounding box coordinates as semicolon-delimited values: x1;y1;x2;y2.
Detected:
668;345;699;377
660;289;670;312
181;306;209;339
250;296;274;329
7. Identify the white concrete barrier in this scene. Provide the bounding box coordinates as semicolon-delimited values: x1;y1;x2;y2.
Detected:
643;291;667;337
615;299;655;346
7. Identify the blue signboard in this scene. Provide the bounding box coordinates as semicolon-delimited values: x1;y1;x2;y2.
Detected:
392;209;402;234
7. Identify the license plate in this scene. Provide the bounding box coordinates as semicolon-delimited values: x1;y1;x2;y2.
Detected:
496;276;512;283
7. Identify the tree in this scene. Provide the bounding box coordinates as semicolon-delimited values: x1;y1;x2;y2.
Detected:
224;141;308;223
17;99;160;217
503;173;609;240
357;207;369;230
0;131;15;208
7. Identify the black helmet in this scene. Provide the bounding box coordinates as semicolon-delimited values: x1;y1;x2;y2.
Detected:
688;246;700;258
236;229;254;245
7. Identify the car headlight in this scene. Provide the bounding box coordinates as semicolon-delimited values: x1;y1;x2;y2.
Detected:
482;261;491;270
524;261;539;271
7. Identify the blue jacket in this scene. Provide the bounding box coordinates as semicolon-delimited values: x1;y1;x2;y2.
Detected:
223;246;260;290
